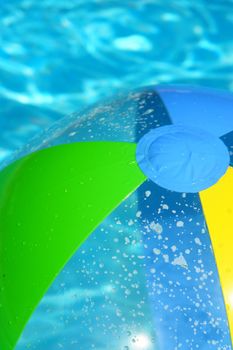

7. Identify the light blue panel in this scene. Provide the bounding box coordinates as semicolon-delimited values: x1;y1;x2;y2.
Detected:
1;88;171;171
156;86;233;137
137;180;232;350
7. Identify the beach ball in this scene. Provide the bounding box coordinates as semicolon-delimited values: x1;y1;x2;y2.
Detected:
0;86;233;350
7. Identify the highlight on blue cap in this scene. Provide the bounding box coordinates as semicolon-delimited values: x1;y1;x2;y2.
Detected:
136;124;230;193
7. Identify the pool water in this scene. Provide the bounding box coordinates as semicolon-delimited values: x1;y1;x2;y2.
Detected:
1;0;233;160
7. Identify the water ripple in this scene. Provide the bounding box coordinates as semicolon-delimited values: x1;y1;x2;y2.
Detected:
1;0;233;160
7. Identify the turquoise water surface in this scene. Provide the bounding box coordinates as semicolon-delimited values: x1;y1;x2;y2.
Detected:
1;0;233;160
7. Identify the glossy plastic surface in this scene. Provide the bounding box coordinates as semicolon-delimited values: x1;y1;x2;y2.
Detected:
0;141;145;349
0;86;233;350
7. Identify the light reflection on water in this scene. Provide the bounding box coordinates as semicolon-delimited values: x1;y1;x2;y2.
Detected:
1;0;233;159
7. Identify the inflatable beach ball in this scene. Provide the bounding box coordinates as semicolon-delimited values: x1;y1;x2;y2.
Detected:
0;86;233;350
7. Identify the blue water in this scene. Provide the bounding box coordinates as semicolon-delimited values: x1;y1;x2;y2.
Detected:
1;1;233;349
1;0;233;160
